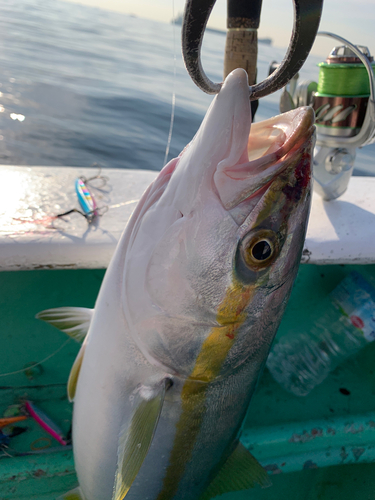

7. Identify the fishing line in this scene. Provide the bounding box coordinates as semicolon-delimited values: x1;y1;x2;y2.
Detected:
317;62;375;96
163;0;177;167
107;199;139;209
0;338;72;377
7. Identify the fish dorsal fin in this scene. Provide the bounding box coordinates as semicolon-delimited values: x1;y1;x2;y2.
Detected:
112;379;170;500
200;442;271;500
57;486;86;500
36;307;94;342
67;341;86;402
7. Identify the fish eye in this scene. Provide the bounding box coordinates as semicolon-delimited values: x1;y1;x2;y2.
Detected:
240;229;279;270
252;240;272;260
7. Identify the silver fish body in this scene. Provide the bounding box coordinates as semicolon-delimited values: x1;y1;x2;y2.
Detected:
45;68;315;500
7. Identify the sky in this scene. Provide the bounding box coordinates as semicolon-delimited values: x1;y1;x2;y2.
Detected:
62;0;375;57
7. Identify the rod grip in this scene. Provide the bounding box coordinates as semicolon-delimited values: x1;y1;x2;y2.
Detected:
223;28;258;85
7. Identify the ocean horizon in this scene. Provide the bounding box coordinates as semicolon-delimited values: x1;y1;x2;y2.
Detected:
0;0;373;175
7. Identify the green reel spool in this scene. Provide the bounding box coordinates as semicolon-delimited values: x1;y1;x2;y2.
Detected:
316;62;375;97
313;45;374;136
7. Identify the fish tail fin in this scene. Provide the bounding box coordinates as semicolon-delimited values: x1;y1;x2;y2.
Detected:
57;486;86;500
36;307;94;342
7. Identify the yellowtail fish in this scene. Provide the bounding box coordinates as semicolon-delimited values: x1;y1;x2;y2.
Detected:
37;68;315;500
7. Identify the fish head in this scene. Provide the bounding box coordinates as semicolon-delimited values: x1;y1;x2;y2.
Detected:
123;68;315;379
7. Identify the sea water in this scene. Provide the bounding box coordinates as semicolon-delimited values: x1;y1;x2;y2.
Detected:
0;0;374;173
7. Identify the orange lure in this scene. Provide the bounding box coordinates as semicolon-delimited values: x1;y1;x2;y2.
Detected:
0;416;28;428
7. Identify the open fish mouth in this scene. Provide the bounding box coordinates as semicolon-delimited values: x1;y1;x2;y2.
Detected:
214;105;316;211
248;107;316;164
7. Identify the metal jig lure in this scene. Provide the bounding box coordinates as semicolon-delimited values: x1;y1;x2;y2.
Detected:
56;168;109;223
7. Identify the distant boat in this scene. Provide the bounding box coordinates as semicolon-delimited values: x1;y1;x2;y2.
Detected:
258;38;272;46
171;13;184;24
171;14;272;45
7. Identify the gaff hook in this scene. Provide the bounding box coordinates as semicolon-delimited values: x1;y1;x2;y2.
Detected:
182;0;324;100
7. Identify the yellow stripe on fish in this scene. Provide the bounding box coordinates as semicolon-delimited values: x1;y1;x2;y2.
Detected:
188;280;254;383
157;278;254;500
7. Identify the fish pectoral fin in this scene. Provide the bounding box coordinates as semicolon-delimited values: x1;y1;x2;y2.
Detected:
57;486;86;500
36;307;94;342
112;378;171;500
67;341;86;402
36;307;93;401
200;442;271;500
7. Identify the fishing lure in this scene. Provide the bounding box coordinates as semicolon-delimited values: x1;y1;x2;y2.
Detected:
56;178;99;223
56;172;108;223
75;177;98;220
25;401;68;446
0;416;27;428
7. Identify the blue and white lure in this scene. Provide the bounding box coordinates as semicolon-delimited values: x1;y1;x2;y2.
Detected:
75;177;98;221
57;170;108;224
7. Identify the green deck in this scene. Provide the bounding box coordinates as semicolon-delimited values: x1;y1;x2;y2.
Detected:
1;265;375;499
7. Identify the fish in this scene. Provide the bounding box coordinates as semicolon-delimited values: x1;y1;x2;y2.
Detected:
37;68;315;500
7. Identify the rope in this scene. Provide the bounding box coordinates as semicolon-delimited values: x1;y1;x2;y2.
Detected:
0;339;71;377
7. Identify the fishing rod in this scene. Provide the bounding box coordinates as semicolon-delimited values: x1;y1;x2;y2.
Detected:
223;0;263;118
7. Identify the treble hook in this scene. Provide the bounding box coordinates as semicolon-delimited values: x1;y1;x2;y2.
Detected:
182;0;323;100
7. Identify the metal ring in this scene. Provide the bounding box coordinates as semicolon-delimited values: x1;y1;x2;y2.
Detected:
182;0;323;100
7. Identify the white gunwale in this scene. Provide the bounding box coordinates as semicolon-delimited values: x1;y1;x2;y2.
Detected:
0;164;373;270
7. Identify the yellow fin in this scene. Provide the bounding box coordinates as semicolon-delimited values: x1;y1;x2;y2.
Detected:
57;486;85;500
112;379;169;500
200;442;271;500
67;341;86;402
36;307;93;342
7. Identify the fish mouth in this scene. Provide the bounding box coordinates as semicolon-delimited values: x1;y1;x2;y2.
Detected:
214;106;315;210
247;107;315;168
